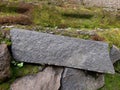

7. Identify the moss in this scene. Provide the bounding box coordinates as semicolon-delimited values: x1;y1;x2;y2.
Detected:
98;29;120;48
0;62;45;90
99;73;120;90
11;63;44;78
99;61;120;90
31;4;120;29
0;29;11;45
32;5;62;27
0;83;10;90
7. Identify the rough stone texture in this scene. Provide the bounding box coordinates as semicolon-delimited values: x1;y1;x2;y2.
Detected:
61;68;104;90
10;29;114;74
110;45;120;63
10;66;63;90
83;0;120;9
62;0;83;4
0;44;11;82
49;0;120;9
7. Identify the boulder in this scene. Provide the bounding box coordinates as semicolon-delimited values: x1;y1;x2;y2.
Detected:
10;29;114;74
10;66;63;90
61;68;104;90
110;45;120;63
0;44;11;82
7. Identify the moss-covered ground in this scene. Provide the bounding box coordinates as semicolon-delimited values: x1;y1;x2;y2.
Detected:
0;0;120;90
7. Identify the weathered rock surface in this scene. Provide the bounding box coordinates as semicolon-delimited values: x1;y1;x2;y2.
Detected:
110;45;120;63
0;44;11;82
10;66;63;90
83;0;120;9
61;68;104;90
50;0;120;10
10;29;114;74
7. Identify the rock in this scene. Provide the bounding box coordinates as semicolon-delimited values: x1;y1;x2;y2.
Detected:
110;45;120;63
10;29;114;74
83;0;120;10
1;25;14;29
10;66;63;90
61;68;104;90
0;44;11;82
77;30;96;36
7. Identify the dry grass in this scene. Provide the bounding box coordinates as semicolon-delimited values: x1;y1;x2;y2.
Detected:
0;2;33;25
91;34;105;41
98;29;120;48
16;2;34;14
0;14;32;25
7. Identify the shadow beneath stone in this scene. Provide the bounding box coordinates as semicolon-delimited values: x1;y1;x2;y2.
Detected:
62;13;93;19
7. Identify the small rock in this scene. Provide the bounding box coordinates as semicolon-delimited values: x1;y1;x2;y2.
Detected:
49;32;55;34
110;45;120;63
61;68;104;90
77;30;96;36
10;66;63;90
1;25;14;29
0;44;11;82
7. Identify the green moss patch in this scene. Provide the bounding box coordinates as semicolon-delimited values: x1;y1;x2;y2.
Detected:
99;61;120;90
98;29;120;48
0;62;45;90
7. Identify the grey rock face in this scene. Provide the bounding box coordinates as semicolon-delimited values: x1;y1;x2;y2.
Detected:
10;29;114;74
0;44;11;82
10;66;63;90
110;45;120;63
61;68;104;90
83;0;120;10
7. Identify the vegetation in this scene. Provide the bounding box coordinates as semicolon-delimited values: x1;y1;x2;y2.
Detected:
0;61;44;90
0;0;120;90
32;5;120;29
99;61;120;90
0;1;119;28
98;29;120;48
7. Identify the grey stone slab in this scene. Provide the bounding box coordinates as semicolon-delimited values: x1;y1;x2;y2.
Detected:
10;66;63;90
10;29;115;74
61;68;104;90
110;45;120;63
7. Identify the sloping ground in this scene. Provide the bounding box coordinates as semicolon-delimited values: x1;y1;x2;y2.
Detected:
0;1;120;28
0;0;120;90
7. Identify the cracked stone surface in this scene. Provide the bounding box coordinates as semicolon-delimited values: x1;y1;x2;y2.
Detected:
11;29;114;74
110;45;120;63
10;66;63;90
61;68;104;90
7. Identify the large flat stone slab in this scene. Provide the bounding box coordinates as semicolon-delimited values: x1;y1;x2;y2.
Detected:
61;68;104;90
10;29;114;74
11;66;63;90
